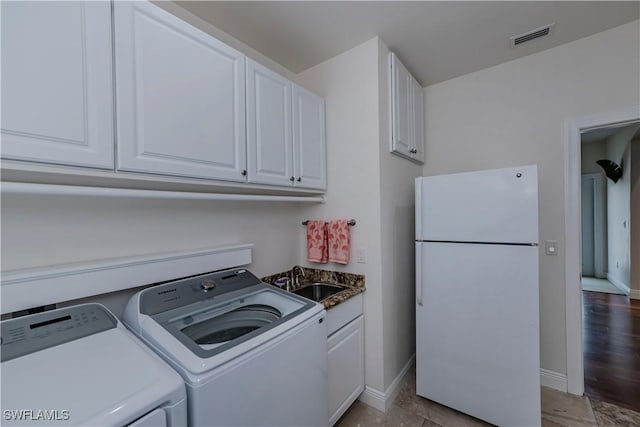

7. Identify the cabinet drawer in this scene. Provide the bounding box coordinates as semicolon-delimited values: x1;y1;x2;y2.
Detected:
326;293;363;336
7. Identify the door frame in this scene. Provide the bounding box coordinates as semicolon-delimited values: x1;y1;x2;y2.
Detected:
564;105;639;395
580;172;606;278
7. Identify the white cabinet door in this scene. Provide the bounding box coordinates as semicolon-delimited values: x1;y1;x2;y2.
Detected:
411;78;425;163
328;315;364;426
390;52;424;164
293;84;327;190
246;59;293;186
390;53;413;159
114;1;246;182
1;1;114;169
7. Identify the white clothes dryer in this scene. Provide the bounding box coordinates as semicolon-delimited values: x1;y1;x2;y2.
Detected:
0;303;187;426
124;268;328;427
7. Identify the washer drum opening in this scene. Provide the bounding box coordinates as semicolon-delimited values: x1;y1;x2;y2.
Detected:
181;304;282;345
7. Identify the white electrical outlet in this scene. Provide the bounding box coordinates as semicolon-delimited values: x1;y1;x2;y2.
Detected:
357;247;367;263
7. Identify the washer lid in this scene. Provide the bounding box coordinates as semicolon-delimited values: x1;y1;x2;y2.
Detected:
153;284;316;359
1;311;184;426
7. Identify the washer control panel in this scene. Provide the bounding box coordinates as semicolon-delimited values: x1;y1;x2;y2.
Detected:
140;268;262;316
1;304;116;362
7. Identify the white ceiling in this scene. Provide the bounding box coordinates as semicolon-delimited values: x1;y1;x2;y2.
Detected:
176;1;639;87
581;122;640;145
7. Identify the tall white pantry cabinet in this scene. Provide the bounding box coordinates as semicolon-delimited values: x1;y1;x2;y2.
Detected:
2;1;327;191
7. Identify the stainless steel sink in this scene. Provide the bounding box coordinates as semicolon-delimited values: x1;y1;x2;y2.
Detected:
292;282;346;302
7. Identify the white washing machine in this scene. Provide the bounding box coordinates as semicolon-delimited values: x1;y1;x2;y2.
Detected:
123;268;329;427
1;303;187;426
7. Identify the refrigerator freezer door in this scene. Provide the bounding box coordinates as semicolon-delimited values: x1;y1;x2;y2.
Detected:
415;241;540;426
416;165;538;243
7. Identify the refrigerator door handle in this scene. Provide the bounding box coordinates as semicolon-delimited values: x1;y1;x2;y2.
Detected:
416;243;423;306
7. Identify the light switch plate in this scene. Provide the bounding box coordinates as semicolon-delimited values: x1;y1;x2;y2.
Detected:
545;240;558;256
357;247;367;263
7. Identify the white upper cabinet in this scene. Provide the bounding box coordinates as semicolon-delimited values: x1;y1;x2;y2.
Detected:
411;77;425;163
3;0;326;192
246;59;293;187
390;54;413;159
390;52;424;164
113;1;247;182
293;85;327;190
1;1;114;169
246;62;326;190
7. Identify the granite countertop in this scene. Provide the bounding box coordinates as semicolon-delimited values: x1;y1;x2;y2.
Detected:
262;267;365;310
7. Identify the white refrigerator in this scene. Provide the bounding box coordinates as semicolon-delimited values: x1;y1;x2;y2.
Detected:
415;165;541;426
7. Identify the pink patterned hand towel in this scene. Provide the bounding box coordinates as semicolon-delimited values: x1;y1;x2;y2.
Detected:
307;220;328;263
328;219;350;264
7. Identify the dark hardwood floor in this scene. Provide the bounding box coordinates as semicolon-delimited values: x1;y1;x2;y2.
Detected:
582;290;640;412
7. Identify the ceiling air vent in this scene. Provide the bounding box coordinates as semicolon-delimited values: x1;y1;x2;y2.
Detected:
510;23;555;47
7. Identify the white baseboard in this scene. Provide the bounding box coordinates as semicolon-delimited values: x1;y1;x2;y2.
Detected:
607;273;631;295
630;289;640;300
359;354;415;412
360;359;568;410
359;386;386;412
540;369;568;392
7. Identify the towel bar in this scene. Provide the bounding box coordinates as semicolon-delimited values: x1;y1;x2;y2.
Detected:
302;219;356;226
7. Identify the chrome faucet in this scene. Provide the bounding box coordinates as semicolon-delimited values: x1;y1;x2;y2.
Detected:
291;265;306;290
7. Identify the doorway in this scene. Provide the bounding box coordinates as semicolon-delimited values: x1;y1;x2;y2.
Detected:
579;123;640;411
564;107;639;399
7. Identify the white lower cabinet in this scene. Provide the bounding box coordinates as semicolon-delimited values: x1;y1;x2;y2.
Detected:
328;315;364;425
327;298;364;426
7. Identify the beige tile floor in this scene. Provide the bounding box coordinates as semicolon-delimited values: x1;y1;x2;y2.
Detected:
335;366;640;427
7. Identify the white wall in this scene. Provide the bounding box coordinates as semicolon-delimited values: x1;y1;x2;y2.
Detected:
0;194;306;316
605;124;639;289
423;20;640;375
296;37;420;397
295;38;386;392
377;40;422;388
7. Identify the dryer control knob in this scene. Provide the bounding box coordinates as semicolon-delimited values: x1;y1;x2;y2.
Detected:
201;280;216;291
